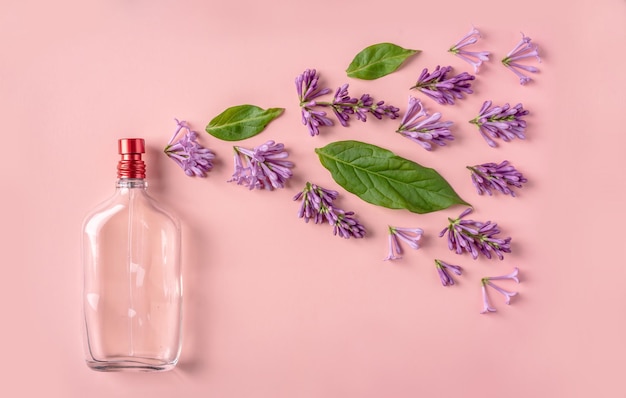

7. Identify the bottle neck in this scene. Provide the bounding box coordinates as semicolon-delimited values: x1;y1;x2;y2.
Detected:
116;178;147;189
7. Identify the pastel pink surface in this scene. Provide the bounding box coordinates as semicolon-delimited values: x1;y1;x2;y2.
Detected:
1;1;624;397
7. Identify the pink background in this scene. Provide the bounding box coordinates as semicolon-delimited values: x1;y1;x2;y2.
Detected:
1;0;624;397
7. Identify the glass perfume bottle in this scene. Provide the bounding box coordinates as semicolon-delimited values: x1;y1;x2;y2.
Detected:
82;138;182;372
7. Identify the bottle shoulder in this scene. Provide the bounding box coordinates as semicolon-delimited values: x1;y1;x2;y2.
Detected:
82;188;180;231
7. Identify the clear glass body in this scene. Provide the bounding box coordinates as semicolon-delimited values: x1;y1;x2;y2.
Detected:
82;178;182;372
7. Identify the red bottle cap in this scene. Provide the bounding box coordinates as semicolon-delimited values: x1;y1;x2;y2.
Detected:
117;138;146;179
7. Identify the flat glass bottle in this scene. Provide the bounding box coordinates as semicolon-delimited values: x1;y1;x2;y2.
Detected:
82;138;182;372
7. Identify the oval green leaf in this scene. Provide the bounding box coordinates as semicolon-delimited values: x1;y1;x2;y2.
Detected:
206;105;284;141
315;140;469;214
346;43;419;80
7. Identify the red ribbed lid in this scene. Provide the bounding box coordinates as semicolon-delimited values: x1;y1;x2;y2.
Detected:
117;138;146;178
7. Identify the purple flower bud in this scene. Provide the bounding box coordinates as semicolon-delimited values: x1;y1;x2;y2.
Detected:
396;96;454;150
164;119;215;177
411;65;475;105
470;101;528;147
449;27;491;73
502;33;541;85
468;160;527;197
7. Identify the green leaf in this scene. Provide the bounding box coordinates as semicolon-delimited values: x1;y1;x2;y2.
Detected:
315;140;469;214
346;43;419;80
206;105;284;141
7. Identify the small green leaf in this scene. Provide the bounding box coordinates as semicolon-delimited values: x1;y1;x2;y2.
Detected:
346;43;419;80
315;140;469;214
206;105;284;141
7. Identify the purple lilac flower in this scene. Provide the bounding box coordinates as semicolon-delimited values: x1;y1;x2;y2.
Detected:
470;101;528;147
448;27;491;73
439;208;512;260
384;226;424;260
229;140;294;190
502;33;541;85
480;267;520;314
296;69;399;135
435;259;462;287
293;182;366;239
296;69;333;136
396;96;454;150
331;84;399;125
293;182;339;224
411;65;475;105
164;119;215;177
467;160;527;197
330;208;366;239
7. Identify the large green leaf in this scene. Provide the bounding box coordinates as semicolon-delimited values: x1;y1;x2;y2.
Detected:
346;43;419;80
315;140;469;213
205;105;284;141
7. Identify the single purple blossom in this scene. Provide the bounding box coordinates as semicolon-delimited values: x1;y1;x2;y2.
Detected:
502;33;541;85
396;96;454;150
384;225;424;260
164;119;215;177
480;285;497;314
411;65;475;105
293;182;366;239
449;27;491;73
439;208;512;260
435;259;462;287
229;140;294;190
296;69;333;136
467;160;528;197
470;101;528;147
480;267;520;313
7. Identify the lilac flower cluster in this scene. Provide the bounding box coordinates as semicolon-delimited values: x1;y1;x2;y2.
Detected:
296;69;399;136
439;208;512;260
229;140;294;190
396;96;454;150
411;65;475;105
468;160;527;197
384;226;424;260
164;119;215;177
480;267;520;314
449;27;491;73
470;100;528;147
293;182;366;239
435;259;463;287
502;33;541;85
